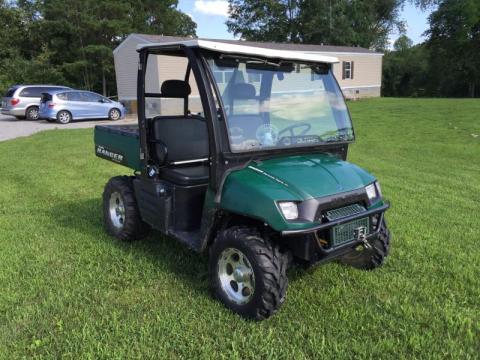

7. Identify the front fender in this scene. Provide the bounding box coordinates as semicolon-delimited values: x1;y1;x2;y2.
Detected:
220;166;313;232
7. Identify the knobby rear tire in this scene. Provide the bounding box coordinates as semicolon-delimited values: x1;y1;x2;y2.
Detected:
103;176;150;241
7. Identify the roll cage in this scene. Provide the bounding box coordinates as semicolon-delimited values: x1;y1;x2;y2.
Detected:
136;44;354;193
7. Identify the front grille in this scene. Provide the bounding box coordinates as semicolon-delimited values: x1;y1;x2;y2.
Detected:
331;217;370;246
325;203;366;221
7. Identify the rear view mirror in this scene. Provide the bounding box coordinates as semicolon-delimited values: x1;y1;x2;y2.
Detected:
246;62;294;73
312;63;330;75
214;57;240;69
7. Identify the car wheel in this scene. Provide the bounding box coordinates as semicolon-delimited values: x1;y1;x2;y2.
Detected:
103;176;150;241
339;219;391;270
56;110;72;124
209;226;288;320
108;108;121;121
26;106;40;121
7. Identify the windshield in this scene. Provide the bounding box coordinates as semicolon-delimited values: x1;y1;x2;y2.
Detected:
206;56;354;152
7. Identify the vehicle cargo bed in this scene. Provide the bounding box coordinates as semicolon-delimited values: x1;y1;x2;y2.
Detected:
94;124;141;170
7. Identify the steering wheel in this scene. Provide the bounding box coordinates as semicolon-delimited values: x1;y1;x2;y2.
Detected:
278;123;312;138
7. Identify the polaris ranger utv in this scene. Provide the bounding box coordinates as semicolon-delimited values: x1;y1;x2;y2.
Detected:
94;40;391;320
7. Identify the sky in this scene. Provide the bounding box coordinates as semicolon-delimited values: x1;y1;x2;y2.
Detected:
177;0;433;47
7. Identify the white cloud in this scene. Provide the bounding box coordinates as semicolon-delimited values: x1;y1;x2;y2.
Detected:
194;0;229;17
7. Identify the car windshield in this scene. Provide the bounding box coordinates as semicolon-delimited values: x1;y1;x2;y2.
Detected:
206;56;354;152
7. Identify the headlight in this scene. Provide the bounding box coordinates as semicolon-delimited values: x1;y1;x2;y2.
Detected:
375;181;382;198
366;181;382;203
365;183;377;201
278;201;299;220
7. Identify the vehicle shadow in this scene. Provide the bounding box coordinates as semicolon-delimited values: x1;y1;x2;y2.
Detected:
47;198;320;300
43;118;136;125
0;115;20;122
39;118;110;124
47;197;210;296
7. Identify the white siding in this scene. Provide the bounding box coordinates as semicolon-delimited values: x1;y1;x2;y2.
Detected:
330;53;383;99
114;37;201;102
113;36;384;106
114;34;146;100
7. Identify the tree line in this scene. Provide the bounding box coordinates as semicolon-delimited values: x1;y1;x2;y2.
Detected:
0;0;196;96
384;0;480;98
227;0;479;98
1;0;478;98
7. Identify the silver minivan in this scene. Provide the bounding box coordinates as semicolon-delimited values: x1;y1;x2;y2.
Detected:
1;85;70;120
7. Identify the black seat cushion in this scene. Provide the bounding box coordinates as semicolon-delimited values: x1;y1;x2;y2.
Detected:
152;115;209;163
158;165;209;186
152;115;210;185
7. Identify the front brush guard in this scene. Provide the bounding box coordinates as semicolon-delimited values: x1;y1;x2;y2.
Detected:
281;202;390;256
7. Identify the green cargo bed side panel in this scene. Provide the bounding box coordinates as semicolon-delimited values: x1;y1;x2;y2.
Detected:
94;125;141;171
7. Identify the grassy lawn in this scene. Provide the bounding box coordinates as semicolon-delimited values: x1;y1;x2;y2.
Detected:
0;98;479;358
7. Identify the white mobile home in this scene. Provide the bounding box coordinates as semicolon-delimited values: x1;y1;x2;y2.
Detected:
113;34;383;113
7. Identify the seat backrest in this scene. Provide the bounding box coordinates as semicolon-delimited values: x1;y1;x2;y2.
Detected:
230;83;256;100
161;79;191;98
152;115;209;164
227;83;264;140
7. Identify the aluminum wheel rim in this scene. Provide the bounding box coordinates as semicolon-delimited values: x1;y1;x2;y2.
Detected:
108;191;126;229
59;112;70;123
29;108;39;120
217;248;255;305
110;109;120;120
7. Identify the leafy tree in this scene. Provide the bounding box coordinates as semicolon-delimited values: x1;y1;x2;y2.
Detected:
382;36;429;96
0;1;25;58
130;0;197;36
227;0;301;42
425;0;480;97
35;0;196;95
227;0;436;50
299;0;404;50
0;0;196;96
393;34;413;51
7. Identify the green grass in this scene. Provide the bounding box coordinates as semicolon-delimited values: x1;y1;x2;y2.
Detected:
0;98;479;358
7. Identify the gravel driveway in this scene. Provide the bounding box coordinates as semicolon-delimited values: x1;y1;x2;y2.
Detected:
0;114;137;142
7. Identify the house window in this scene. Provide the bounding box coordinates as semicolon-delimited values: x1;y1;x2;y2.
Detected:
342;61;354;80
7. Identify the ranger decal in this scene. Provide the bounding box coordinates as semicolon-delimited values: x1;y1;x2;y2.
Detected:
96;145;125;163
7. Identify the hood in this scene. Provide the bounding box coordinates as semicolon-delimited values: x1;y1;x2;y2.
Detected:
247;153;375;200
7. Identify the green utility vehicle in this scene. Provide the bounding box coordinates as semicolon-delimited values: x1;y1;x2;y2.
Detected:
94;40;391;320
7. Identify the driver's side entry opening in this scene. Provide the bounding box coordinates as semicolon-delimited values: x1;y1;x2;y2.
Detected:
142;51;210;239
